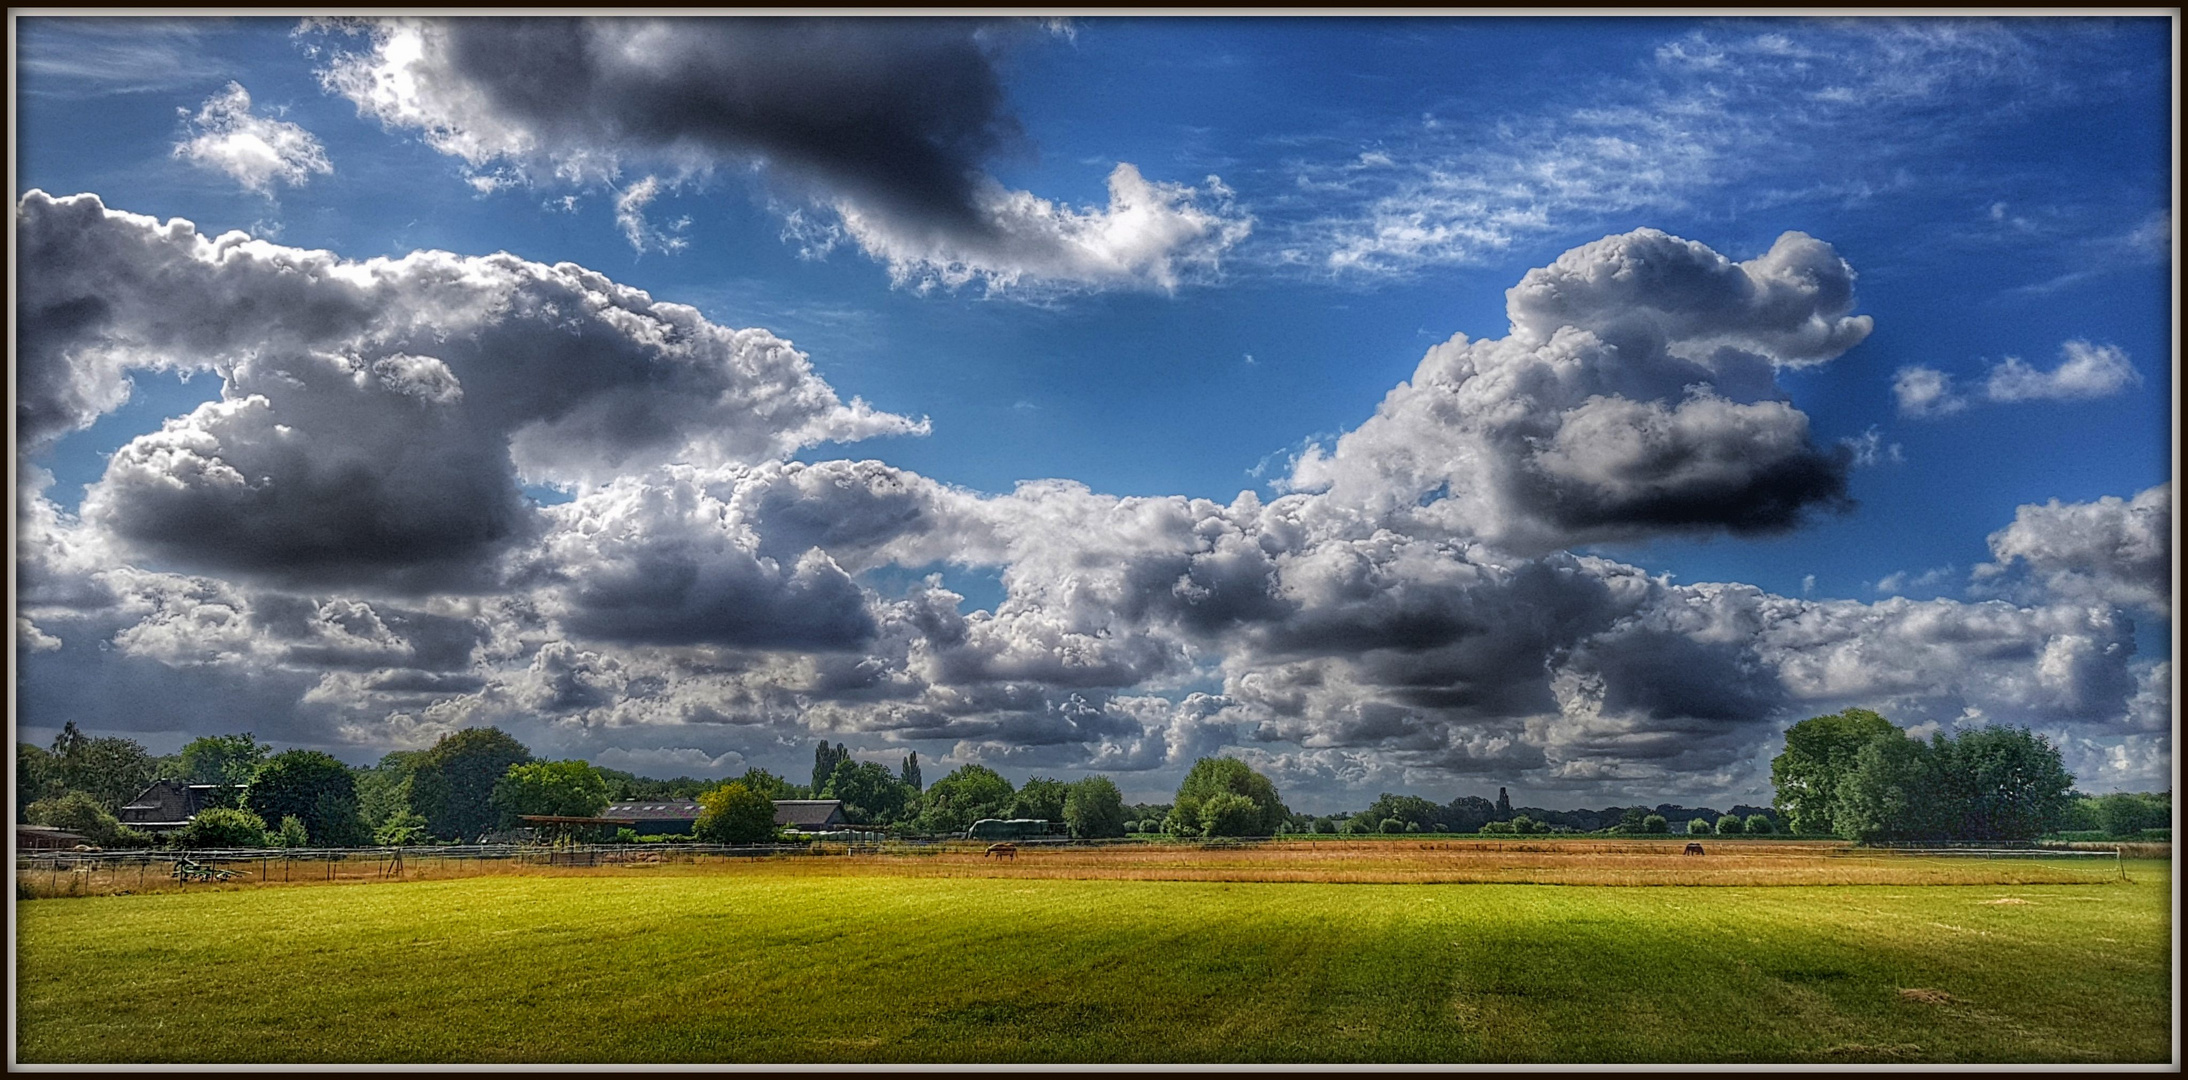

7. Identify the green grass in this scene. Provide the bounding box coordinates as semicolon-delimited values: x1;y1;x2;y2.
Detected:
16;862;2171;1064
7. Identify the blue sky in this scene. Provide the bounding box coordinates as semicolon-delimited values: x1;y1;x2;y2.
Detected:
13;16;2174;810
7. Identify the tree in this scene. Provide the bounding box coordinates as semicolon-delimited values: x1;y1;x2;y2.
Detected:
914;764;1015;834
178;733;270;804
272;815;310;848
1174;757;1287;837
354;750;423;831
407;728;532;841
1360;793;1442;833
1510;814;1538;835
174;807;269;848
822;759;912;825
17;743;65;817
2093;791;2170;837
1743;814;1775;835
491;760;611;827
374;809;428;846
1199;792;1265;837
1714;814;1744;836
246;750;369;847
812;741;853;794
1378;817;1406;835
900;752;923;793
24;792;151;848
1063;776;1127;839
49;722;160;814
694;782;779;844
1771;708;1899;835
1687;818;1713;835
1007;777;1069;822
734;767;800;800
1832;730;1942;843
1930;726;2074;842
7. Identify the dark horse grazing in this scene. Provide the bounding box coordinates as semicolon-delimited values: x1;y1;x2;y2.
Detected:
1684;842;1706;855
985;843;1017;859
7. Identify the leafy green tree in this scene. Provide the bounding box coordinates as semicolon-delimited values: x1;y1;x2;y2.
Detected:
2094;791;2170;837
48;722;160;814
900;752;923;793
245;750;369;847
1359;793;1442;833
374;808;429;846
354;750;423;831
1378;817;1406;835
173;806;269;848
1687;818;1713;835
1743;814;1775;835
1063;776;1128;838
1771;708;1900;835
1510;814;1538;835
24;791;151;848
17;743;66;817
407;728;532;841
822;759;912;825
1164;798;1207;837
1642;814;1669;834
812;741;853;794
491;760;612;827
1714;814;1744;836
1201;792;1265;837
1931;726;2074;842
915;764;1015;834
1008;777;1069;822
1480;819;1514;835
694;782;779;843
733;767;800;800
178;733;270;805
1174;757;1287;837
1832;730;1942;843
272;815;310;848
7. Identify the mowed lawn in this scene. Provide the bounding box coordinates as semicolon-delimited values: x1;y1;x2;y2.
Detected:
16;861;2171;1064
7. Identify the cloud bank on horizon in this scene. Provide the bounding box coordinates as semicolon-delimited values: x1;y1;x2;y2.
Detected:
12;15;2173;809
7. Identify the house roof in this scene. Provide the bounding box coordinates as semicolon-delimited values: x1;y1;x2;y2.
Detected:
772;799;845;827
117;780;231;826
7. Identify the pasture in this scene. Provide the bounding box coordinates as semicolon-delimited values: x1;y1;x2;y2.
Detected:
14;841;2172;1065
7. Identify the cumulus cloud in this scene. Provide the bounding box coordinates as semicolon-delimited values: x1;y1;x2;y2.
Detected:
172;82;333;194
1287;229;1865;552
18;190;923;591
1898;341;2139;418
311;17;1248;292
1973;483;2171;616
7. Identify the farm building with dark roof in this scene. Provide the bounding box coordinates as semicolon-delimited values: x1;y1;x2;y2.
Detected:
603;799;701;834
772;800;847;831
116;780;236;833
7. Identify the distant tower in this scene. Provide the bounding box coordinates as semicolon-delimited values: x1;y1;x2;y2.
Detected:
1497;787;1512;818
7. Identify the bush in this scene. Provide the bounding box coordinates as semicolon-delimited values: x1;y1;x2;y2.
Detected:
1642;814;1668;834
1688;818;1713;835
173;807;268;848
1202;792;1265;837
1379;817;1405;834
1480;820;1515;835
1744;814;1775;835
1510;814;1536;835
1714;814;1743;836
1404;821;1422;833
273;815;310;848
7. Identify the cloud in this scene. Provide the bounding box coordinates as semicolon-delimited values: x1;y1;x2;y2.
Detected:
1981;339;2140;402
172;82;333;194
1898;341;2140;418
1973;483;2171;616
311;17;1247;292
18;190;924;591
613;175;689;254
1286;229;1864;553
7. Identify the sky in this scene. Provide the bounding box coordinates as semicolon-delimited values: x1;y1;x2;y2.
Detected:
11;14;2175;812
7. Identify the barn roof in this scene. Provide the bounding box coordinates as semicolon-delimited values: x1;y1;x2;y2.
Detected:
772;799;846;827
603;799;701;819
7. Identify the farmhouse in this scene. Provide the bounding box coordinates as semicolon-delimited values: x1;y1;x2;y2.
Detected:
772;799;847;832
602;799;701;834
115;779;237;834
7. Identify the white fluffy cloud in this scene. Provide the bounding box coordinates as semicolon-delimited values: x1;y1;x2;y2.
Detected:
1896;340;2140;418
1974;483;2171;616
172;82;332;194
311;17;1249;293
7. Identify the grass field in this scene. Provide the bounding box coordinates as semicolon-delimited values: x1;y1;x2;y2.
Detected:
14;843;2172;1065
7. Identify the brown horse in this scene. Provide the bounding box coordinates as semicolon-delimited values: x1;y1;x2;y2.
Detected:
985;842;1017;859
1684;842;1706;855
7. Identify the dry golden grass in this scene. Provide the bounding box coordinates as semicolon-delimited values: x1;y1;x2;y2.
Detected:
20;837;2125;898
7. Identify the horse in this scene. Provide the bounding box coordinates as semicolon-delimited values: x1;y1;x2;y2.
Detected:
985;842;1017;860
1684;842;1705;856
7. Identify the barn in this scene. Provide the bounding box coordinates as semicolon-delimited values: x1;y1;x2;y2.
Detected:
772;800;847;832
602;799;702;835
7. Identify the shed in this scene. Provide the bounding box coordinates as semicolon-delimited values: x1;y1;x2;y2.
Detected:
772;799;847;831
603;799;702;834
116;779;236;833
18;824;91;850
